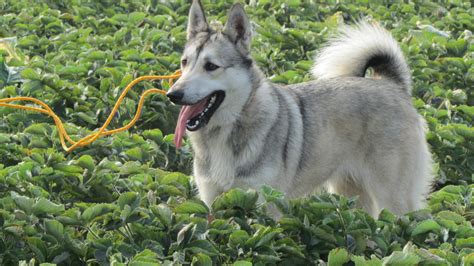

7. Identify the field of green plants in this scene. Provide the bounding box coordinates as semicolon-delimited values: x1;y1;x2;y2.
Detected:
0;0;472;265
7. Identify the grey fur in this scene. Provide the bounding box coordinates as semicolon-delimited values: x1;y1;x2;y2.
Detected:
168;2;433;216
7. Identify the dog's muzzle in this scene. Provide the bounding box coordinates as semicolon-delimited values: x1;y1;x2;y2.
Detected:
166;90;184;104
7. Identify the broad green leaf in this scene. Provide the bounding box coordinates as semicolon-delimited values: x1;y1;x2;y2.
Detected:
11;191;34;214
81;203;116;222
261;185;284;201
382;250;421;265
26;237;47;262
175;200;209;214
186;240;219;256
352;255;382;266
53;163;83;174
411;220;442;236
379;209;397;223
32;198;65;215
191;253;212;266
44;219;64;240
129;12;146;24
457;105;474;117
58;65;88;76
118;192;140;210
143;129;163;143
151;204;173;227
24;123;49;135
119;161;144;175
125;147;144;161
65;233;87;257
74;112;97;125
212;188;258;212
77;154;95;171
456;237;474;249
21;68;41;80
436;210;466;224
232;261;252;266
463;253;474;265
229;230;250;248
328;248;351;266
0;133;10;144
87;50;107;61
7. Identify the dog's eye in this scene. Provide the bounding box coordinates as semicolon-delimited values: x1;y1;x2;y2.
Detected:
181;59;187;67
204;62;219;71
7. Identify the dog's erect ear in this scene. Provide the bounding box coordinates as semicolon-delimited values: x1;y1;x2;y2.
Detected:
224;3;251;53
187;0;209;40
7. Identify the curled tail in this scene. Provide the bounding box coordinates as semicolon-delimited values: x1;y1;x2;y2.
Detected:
311;21;412;94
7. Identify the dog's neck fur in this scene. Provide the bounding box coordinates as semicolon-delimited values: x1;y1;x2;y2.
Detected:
240;64;267;112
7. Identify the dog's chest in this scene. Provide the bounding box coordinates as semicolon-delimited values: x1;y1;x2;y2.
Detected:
190;128;236;189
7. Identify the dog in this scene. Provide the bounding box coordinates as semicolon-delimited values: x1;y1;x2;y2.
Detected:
166;0;433;216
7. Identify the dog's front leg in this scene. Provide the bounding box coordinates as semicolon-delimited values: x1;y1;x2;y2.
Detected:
195;177;223;207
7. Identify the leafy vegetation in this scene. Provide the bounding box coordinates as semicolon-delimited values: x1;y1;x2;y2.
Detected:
0;0;472;265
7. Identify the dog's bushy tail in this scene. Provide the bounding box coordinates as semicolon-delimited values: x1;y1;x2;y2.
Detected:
311;21;411;94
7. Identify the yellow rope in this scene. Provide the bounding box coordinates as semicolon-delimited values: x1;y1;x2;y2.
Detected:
0;70;181;152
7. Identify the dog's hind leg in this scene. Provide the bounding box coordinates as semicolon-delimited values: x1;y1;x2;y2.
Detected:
365;149;431;216
328;145;431;217
368;170;414;215
327;175;378;216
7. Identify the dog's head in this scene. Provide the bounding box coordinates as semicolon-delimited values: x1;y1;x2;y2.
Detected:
168;0;255;146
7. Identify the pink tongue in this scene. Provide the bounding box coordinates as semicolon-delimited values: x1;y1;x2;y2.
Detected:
173;99;208;148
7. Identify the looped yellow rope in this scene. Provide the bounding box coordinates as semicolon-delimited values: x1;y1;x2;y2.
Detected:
0;70;181;152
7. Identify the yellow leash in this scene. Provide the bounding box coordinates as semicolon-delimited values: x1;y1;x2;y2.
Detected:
0;71;181;152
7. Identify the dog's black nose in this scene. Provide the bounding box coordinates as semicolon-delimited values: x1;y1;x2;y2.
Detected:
166;90;184;103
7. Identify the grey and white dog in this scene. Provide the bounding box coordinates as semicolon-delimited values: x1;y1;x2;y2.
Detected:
167;0;433;216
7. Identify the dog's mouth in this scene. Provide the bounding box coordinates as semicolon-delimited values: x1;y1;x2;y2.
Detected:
173;91;225;148
185;91;225;131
